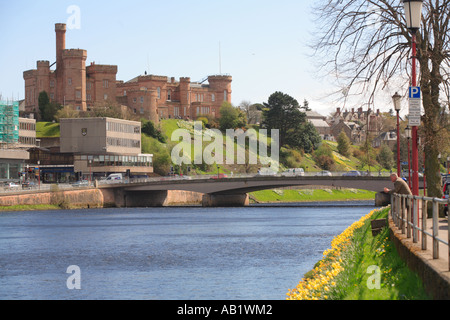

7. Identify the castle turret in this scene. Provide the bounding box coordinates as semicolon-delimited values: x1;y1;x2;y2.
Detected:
208;75;232;104
55;23;66;105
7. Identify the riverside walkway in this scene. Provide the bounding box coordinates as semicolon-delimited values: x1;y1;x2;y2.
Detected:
390;194;449;299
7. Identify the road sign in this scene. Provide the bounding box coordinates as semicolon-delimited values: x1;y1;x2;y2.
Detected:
409;86;421;99
408;87;422;126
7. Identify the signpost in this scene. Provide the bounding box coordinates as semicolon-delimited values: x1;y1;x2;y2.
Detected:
408;86;421;126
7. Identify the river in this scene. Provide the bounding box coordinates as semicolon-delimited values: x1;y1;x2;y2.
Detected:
0;201;378;300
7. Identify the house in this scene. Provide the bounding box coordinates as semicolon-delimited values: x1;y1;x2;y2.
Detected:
305;111;333;140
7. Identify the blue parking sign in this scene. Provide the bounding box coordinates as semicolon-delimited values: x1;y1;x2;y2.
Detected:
409;87;421;99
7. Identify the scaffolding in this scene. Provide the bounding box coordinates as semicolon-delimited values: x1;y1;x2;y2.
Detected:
0;100;19;148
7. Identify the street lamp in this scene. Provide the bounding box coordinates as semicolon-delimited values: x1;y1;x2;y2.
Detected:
447;156;450;175
403;0;423;197
37;160;40;190
392;92;402;177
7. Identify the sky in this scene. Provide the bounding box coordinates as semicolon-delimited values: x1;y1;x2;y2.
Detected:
0;0;398;117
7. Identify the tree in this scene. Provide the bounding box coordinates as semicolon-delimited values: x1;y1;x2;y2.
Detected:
141;119;166;143
219;102;247;131
262;92;319;151
311;0;450;198
377;144;395;170
38;91;61;122
337;130;351;157
54;106;80;122
313;143;335;170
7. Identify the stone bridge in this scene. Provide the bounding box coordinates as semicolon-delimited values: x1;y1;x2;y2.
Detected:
98;176;424;207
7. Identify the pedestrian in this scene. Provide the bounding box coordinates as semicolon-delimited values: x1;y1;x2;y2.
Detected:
384;173;412;196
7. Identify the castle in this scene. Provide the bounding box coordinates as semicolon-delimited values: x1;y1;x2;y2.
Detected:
23;23;232;123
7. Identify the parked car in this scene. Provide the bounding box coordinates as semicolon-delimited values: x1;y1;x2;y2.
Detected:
342;170;361;177
443;182;449;216
5;182;20;190
315;170;332;177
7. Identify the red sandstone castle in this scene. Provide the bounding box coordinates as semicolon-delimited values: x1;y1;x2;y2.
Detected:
23;23;232;123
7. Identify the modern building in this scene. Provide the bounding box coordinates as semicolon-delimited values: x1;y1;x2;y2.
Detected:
23;23;232;122
0;101;38;181
60;117;153;180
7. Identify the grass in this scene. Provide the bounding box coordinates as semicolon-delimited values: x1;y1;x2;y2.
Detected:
250;188;377;203
333;208;430;300
36;122;60;138
287;207;430;300
0;204;61;212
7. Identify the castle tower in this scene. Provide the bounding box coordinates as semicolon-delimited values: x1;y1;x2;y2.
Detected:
180;77;191;118
208;75;232;104
62;49;88;111
55;23;66;104
36;61;51;98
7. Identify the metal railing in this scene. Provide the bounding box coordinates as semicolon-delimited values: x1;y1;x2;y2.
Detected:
390;193;450;270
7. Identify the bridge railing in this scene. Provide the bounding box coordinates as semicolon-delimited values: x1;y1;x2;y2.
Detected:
390;193;450;271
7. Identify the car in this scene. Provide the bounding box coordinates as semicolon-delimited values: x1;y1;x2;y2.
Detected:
281;168;305;177
211;173;228;179
443;182;449;216
315;170;332;177
72;180;89;187
22;181;36;190
5;182;20;190
342;170;361;177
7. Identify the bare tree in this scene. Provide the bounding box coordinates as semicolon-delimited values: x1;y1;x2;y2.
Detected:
311;0;450;198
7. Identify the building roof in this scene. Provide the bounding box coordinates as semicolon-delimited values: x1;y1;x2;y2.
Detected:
308;118;330;128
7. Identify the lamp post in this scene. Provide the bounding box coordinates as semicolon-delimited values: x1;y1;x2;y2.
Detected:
392;92;402;177
403;0;423;197
447;156;450;174
37;160;40;190
405;126;412;189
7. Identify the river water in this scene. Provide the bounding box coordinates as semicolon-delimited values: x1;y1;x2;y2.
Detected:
0;201;378;300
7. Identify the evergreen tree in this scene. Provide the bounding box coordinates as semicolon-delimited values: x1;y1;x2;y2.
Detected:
337;130;351;157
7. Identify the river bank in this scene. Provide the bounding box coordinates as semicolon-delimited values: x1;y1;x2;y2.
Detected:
249;188;376;204
0;187;377;212
287;207;430;300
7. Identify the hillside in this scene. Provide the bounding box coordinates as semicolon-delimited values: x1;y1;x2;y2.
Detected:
150;119;386;175
35;119;386;176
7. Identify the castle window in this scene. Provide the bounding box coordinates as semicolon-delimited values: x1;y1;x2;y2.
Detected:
157;87;161;99
104;94;108;100
50;80;55;88
224;90;227;101
123;90;127;96
140;97;144;103
103;80;109;88
76;91;81;99
87;82;92;90
167;90;172;101
211;94;215;102
68;78;72;86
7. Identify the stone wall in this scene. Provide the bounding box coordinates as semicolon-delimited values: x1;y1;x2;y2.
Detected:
0;188;204;209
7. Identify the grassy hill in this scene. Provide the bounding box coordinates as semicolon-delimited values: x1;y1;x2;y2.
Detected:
35;119;386;176
152;119;385;175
